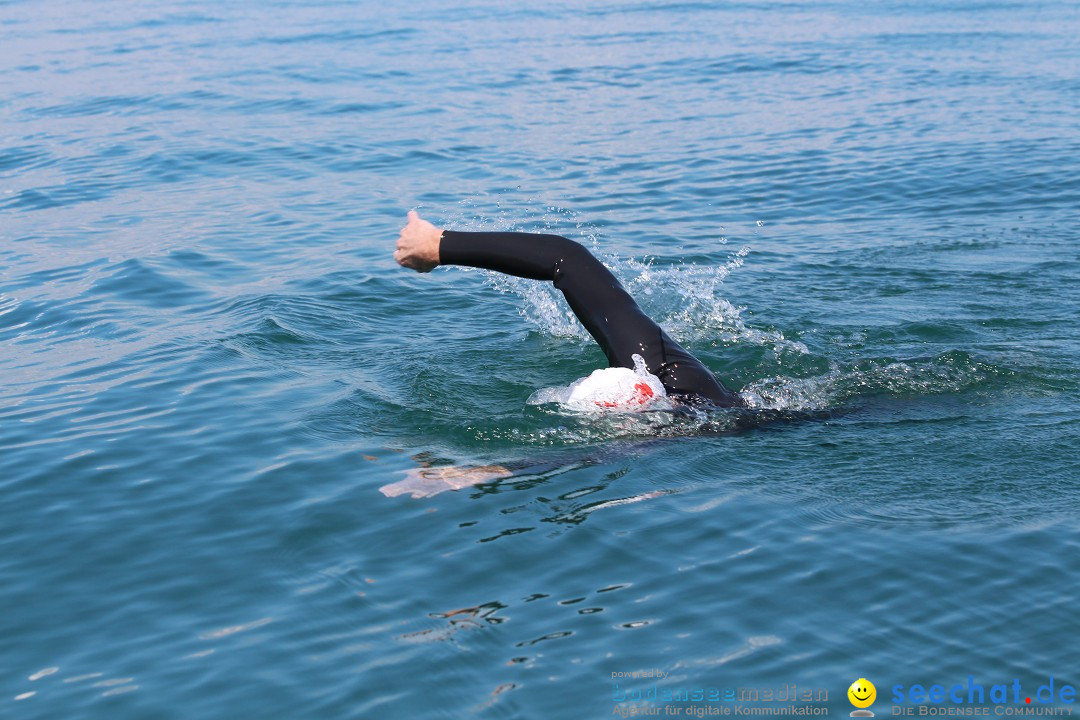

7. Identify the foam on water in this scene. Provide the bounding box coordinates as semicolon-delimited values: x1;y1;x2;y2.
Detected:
741;350;1009;412
473;346;1015;449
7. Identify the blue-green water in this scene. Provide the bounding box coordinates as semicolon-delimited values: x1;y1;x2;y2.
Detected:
2;1;1079;717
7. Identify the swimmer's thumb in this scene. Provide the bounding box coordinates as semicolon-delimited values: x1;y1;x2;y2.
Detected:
407;209;420;223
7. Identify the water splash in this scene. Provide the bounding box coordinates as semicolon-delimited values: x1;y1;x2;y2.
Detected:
472;227;806;354
622;250;807;353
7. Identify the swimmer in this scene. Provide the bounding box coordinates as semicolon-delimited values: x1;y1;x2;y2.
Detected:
384;210;747;499
393;210;745;409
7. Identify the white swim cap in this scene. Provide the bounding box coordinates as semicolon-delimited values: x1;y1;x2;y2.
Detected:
565;354;667;410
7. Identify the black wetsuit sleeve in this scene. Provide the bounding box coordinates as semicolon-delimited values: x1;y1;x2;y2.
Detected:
439;230;744;408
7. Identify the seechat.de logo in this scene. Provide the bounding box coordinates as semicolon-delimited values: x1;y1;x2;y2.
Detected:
848;678;877;717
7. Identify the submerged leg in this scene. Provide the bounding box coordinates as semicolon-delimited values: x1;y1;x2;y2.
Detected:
379;464;513;499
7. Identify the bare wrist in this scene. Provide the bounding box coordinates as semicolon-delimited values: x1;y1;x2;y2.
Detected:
434;228;445;265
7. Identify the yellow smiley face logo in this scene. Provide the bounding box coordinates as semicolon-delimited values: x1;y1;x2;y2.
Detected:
848;679;876;708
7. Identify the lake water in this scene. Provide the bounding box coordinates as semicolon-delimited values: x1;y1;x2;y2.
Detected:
2;0;1078;718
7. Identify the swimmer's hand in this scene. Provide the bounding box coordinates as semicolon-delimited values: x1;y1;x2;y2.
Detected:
394;210;443;273
379;465;513;499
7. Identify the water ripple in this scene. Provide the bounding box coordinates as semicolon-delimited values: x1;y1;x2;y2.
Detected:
3;0;1079;717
